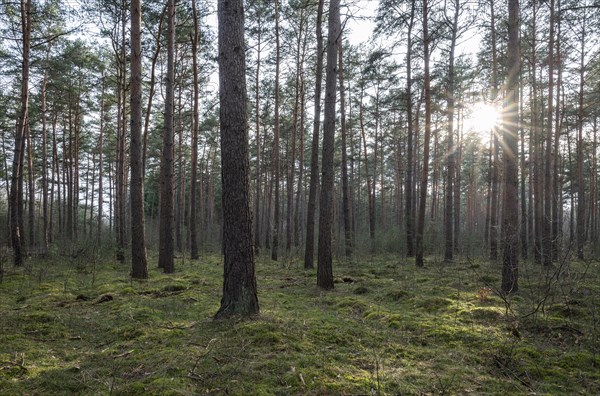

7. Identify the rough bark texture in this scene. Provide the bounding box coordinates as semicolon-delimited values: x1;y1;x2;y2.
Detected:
215;0;260;318
130;0;148;279
501;0;520;294
159;0;176;273
317;0;339;290
304;0;324;269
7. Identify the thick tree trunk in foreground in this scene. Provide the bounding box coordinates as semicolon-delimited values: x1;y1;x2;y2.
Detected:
130;0;148;279
317;0;340;290
215;0;259;317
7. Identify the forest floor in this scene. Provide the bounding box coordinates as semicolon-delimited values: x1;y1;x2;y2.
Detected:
0;250;599;395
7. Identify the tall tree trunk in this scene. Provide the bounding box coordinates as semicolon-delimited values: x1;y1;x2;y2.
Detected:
501;0;520;293
10;0;31;266
254;12;262;255
130;0;148;279
415;0;432;267
287;11;304;254
543;0;555;267
552;3;562;262
405;1;416;257
454;105;462;252
304;0;324;269
159;0;176;273
98;75;105;243
520;75;528;259
190;0;200;260
359;85;375;240
576;16;586;259
489;0;499;261
295;75;306;248
215;0;260;318
444;0;459;262
271;0;281;261
338;40;352;258
317;0;339;290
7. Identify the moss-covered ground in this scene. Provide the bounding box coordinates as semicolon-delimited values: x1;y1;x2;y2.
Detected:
1;253;598;395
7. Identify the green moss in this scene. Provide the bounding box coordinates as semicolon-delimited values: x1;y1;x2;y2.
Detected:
0;254;598;395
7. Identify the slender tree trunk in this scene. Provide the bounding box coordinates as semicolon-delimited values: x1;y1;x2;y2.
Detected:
405;2;416;257
415;0;432;267
501;0;520;293
317;0;339;290
359;86;375;240
254;13;262;255
215;0;260;318
489;0;499;261
304;0;324;269
98;76;105;243
271;0;281;261
287;14;303;254
543;0;555;267
444;0;459;262
26;120;34;247
190;0;200;260
576;17;586;259
159;0;176;273
520;75;528;259
338;40;352;258
454;105;462;252
552;3;562;261
10;0;31;266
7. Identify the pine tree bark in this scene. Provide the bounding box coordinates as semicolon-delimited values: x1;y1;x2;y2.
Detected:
10;0;31;266
489;0;499;261
405;2;416;257
304;0;324;269
338;41;352;258
190;0;200;260
543;0;555;267
130;0;148;279
501;0;520;294
159;0;176;273
415;0;432;267
215;0;260;318
317;0;340;290
576;17;586;259
271;0;281;262
444;0;459;262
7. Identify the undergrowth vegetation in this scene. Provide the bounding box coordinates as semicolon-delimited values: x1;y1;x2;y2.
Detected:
0;253;598;395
